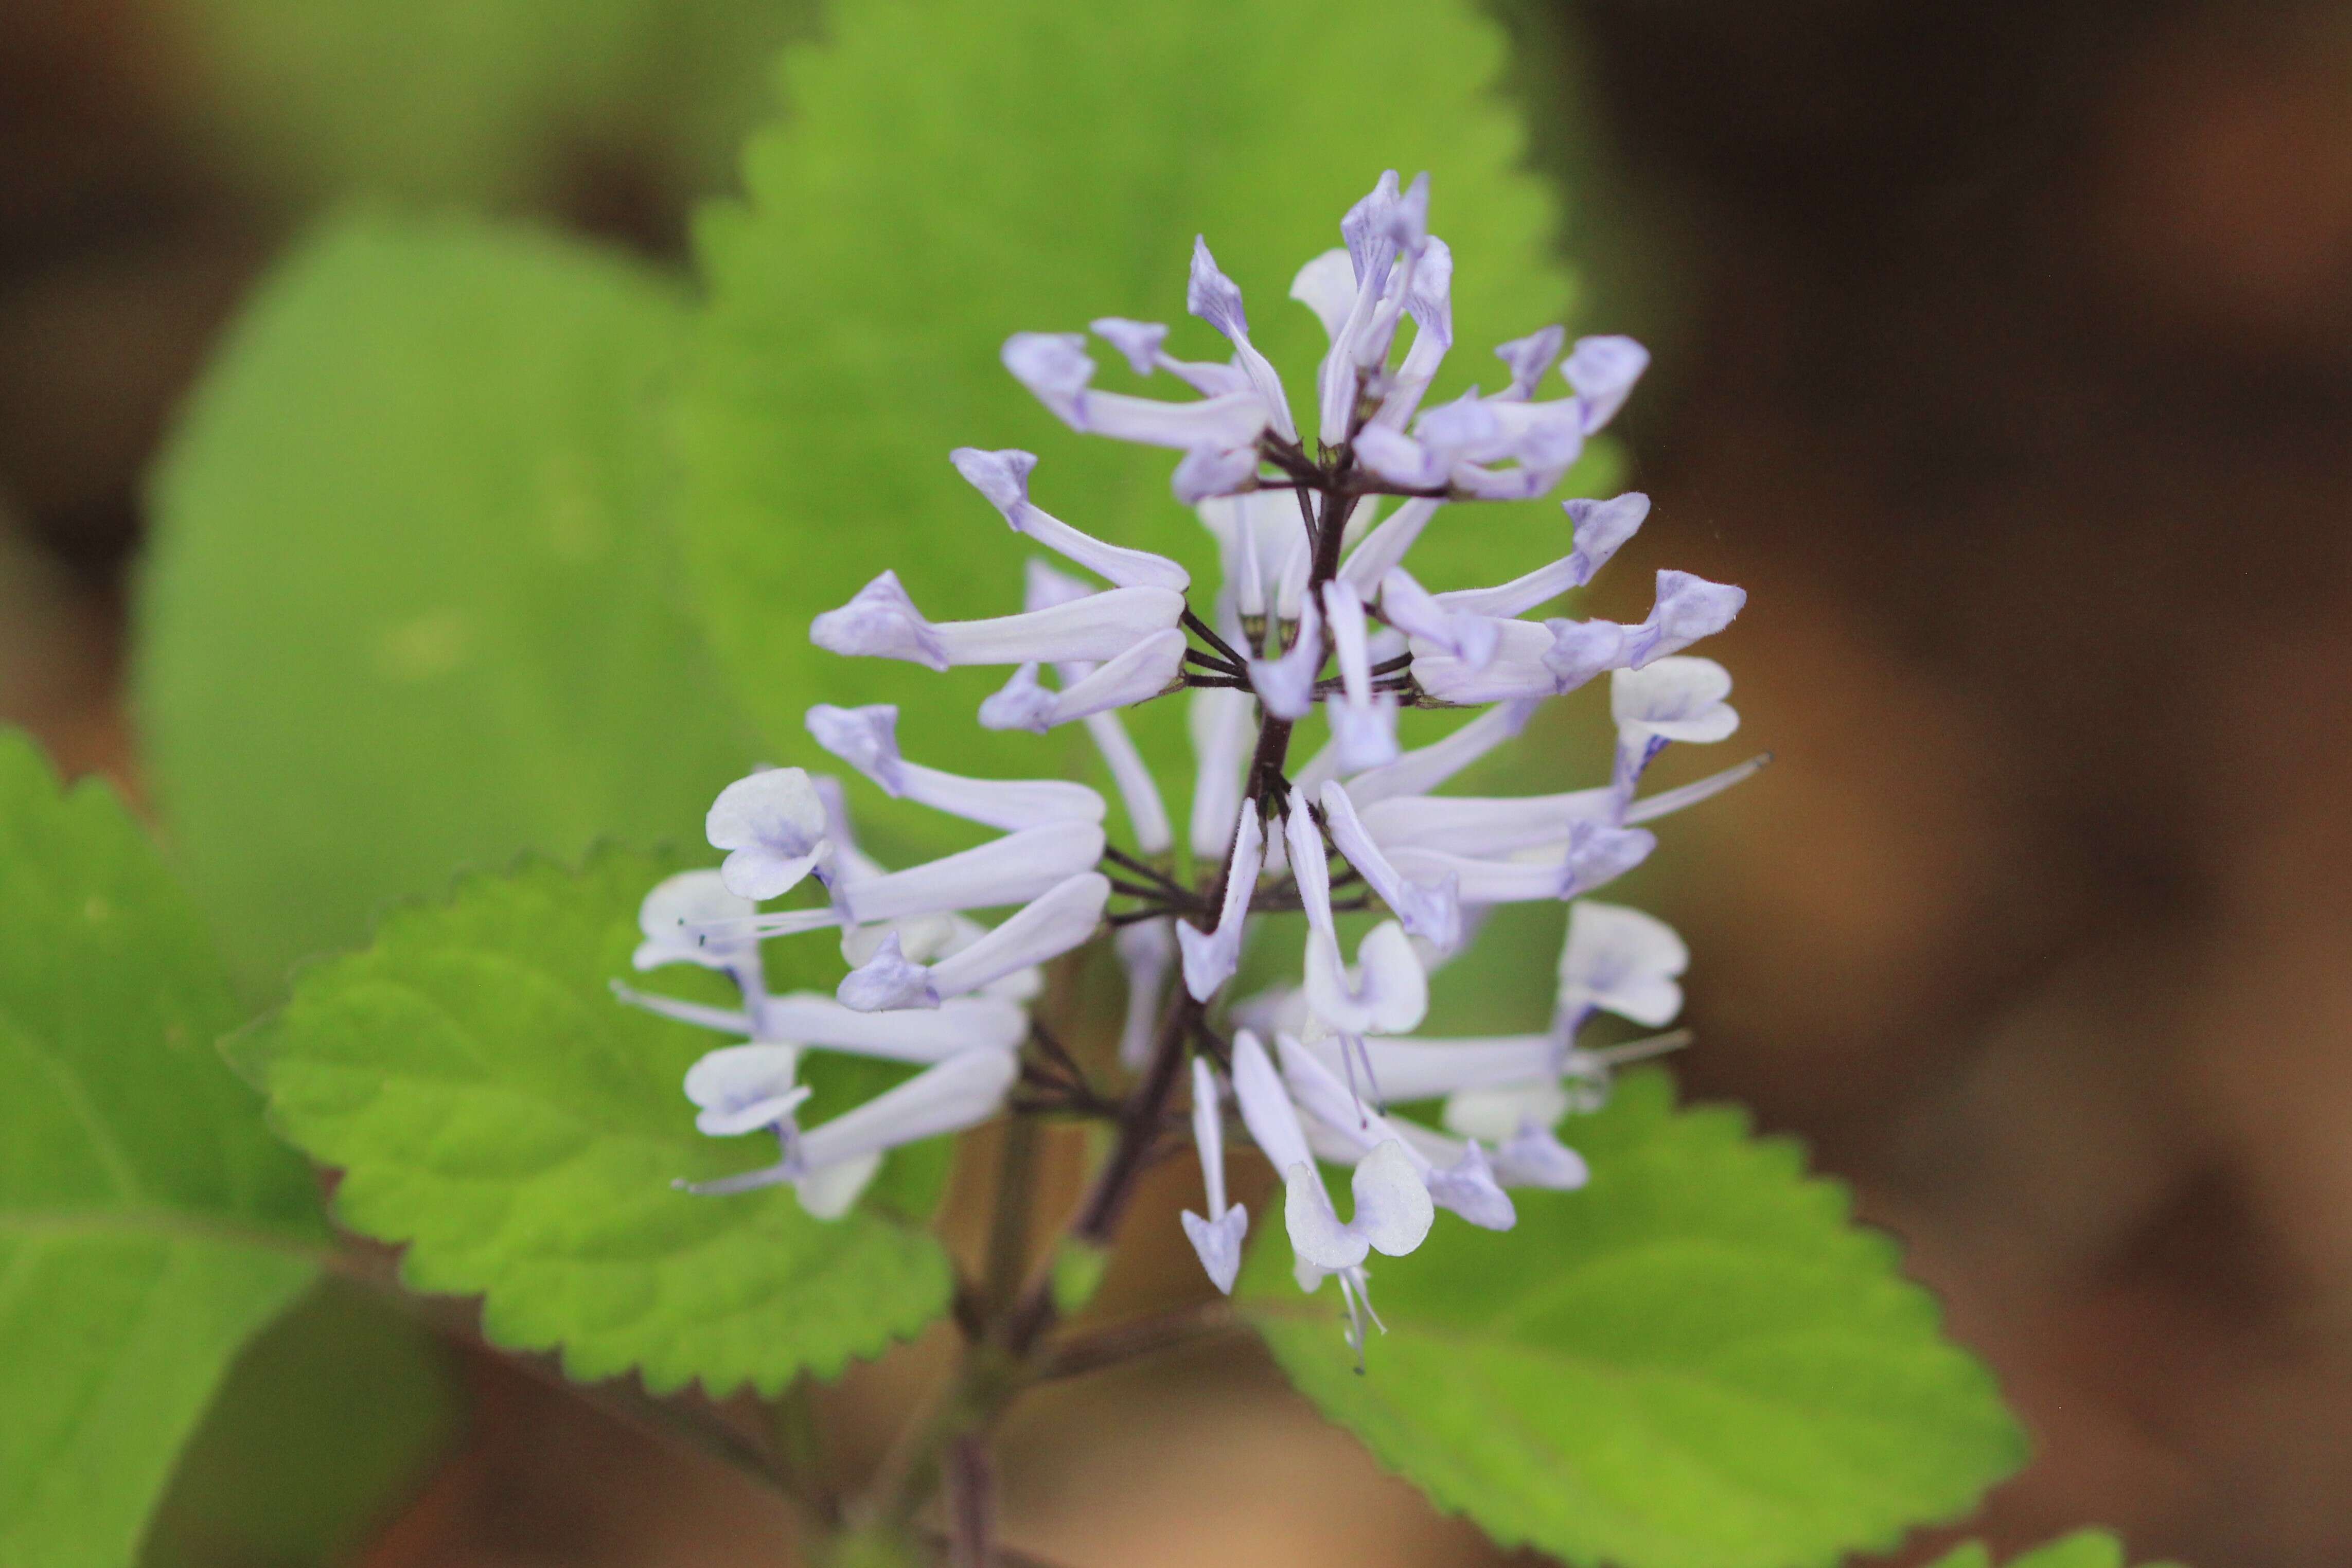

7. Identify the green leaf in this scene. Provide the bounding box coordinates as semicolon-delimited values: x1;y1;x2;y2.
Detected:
136;215;756;997
679;0;1617;853
1240;1071;2025;1568
169;0;812;209
1929;1529;2190;1568
234;845;954;1395
140;1277;465;1568
0;733;324;1568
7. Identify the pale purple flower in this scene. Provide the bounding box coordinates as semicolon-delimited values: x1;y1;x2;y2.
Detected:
706;767;830;900
629;173;1761;1328
1180;1056;1250;1293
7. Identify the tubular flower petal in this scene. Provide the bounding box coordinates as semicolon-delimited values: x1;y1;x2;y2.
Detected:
627;173;1757;1345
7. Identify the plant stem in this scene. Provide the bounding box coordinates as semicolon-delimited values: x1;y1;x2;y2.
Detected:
945;1433;995;1568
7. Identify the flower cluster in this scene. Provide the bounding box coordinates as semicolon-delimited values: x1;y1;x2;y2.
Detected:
625;171;1757;1359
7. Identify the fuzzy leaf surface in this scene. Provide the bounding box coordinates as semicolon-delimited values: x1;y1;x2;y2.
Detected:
234;845;953;1395
0;734;323;1568
138;216;755;995
1241;1071;2025;1568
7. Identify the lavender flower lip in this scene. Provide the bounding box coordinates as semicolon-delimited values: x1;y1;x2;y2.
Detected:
624;169;1760;1363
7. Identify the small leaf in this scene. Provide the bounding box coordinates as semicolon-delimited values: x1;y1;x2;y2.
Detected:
1241;1071;2025;1568
235;845;954;1395
1930;1529;2189;1568
137;214;756;996
171;0;812;208
678;0;1617;853
0;733;324;1568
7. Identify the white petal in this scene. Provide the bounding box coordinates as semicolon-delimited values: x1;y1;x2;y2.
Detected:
1082;708;1171;854
1175;808;1263;1001
1564;492;1650;583
979;630;1185;732
1492;1121;1589;1190
1623;755;1770;824
1180;1204;1250;1295
1416;1137;1516;1231
759;993;1027;1061
1230;1029;1313;1176
1085;387;1273;451
706;768;830;902
1352;423;1451;491
1187;685;1254;859
926;873;1107;1001
794;1152;885;1219
1284;1163;1370;1270
1089;317;1167;376
1343;700;1540;806
1115;918;1176;1071
1494;326;1565;401
1284;796;1338;949
790;1049;1017;1175
1171;445;1261;505
951;446;1190;591
1002;331;1095;425
1337;496;1441;595
1348;1141;1436;1256
1563;822;1658;899
834;821;1106;922
1612;656;1738;744
1305;920;1430;1037
1318;781;1461;949
1381;566;1503;669
1621;571;1745;668
1358;787;1616;859
1559;901;1688;1028
683;1044;808;1136
1289;248;1356;341
808;571;948;668
1188;236;1296;441
1330;694;1400;773
1564;334;1649;433
1386;845;1570;904
1343;1035;1558;1100
635;869;759;973
1191;1056;1230;1214
1247;595;1323;720
836;931;941;1011
807;703;1106;829
1443;1081;1571;1145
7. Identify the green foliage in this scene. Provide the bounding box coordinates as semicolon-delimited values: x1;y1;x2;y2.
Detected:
168;0;812;210
0;734;324;1568
1241;1071;2025;1568
1929;1530;2188;1568
679;0;1616;854
140;1278;464;1568
233;845;953;1396
137;215;756;997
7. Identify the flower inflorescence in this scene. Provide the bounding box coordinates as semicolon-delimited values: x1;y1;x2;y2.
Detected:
624;170;1759;1360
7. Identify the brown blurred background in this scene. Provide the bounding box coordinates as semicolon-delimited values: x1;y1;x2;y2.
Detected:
8;0;2352;1563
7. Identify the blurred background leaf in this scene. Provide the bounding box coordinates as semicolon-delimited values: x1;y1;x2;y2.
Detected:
134;215;757;1000
158;0;814;226
1242;1070;2025;1568
138;1278;465;1568
678;0;1618;862
235;845;953;1396
1929;1528;2190;1568
0;733;324;1568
